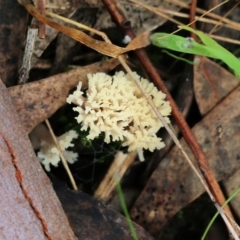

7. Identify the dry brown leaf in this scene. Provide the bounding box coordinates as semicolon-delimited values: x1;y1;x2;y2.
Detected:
8;58;119;134
194;56;240;221
18;1;150;58
130;83;240;236
0;78;76;239
194;56;240;115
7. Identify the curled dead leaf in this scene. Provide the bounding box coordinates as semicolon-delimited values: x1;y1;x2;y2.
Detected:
18;0;150;58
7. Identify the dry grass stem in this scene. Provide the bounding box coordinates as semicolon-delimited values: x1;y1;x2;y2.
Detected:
158;10;240;45
209;1;240;34
18;1;150;58
45;119;78;190
168;0;240;30
129;0;240;45
46;11;110;42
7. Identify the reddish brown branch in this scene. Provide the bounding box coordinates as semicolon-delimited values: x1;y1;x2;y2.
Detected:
189;0;197;40
36;0;46;38
101;0;233;219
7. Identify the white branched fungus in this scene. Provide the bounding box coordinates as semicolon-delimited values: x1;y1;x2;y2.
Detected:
37;130;78;171
67;71;171;161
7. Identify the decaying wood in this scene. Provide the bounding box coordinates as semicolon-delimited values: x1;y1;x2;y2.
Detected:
94;151;137;203
0;79;76;239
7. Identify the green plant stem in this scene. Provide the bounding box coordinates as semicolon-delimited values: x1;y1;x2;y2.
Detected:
115;175;139;240
202;187;240;240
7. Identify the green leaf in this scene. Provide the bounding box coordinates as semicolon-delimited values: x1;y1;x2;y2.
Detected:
150;27;240;77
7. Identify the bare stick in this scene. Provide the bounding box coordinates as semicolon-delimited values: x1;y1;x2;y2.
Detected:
45;119;78;190
19;24;38;84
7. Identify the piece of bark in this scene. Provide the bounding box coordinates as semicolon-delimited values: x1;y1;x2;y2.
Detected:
8;58;119;133
0;0;28;86
0;136;47;240
0;79;76;239
130;83;240;236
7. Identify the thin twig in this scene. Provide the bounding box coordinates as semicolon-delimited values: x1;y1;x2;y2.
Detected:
35;0;46;38
127;1;240;45
19;24;38;84
45;11;109;42
209;1;240;34
129;0;228;36
45;119;78;190
157;9;237;30
189;0;197;40
168;0;240;30
101;0;239;237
